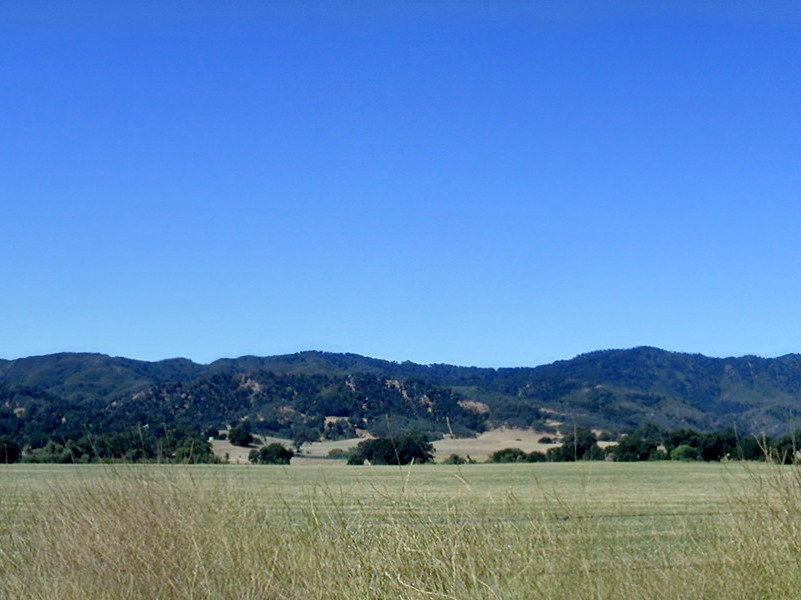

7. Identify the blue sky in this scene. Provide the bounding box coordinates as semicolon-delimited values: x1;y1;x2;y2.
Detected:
2;1;801;367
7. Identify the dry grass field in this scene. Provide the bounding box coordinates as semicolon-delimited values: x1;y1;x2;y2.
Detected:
2;461;801;599
431;427;560;460
214;427;564;464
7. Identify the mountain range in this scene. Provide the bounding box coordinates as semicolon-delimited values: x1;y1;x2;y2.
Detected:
3;347;801;447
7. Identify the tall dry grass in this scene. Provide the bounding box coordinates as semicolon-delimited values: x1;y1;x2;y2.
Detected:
1;462;801;599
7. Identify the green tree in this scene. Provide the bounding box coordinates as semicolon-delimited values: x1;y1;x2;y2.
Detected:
249;443;293;465
228;422;254;447
347;434;434;465
735;435;766;461
290;426;319;453
442;454;466;465
548;427;604;461
610;435;662;462
525;451;547;462
0;436;20;464
172;435;216;463
394;433;435;464
670;444;699;461
698;429;738;462
663;429;701;454
488;448;528;463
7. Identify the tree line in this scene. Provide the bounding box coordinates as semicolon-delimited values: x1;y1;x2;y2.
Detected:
486;425;797;463
0;426;216;464
4;422;800;466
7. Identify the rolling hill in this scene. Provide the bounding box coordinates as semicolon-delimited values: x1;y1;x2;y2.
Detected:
3;347;801;448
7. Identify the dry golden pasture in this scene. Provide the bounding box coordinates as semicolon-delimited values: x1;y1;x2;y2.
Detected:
214;427;561;464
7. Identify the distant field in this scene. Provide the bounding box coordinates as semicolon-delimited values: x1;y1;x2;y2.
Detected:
2;461;800;598
214;427;562;464
431;427;560;460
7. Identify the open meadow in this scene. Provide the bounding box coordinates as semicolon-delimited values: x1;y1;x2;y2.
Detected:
2;461;801;599
213;427;565;464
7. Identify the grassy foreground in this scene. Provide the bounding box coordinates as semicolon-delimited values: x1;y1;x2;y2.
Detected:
2;461;801;599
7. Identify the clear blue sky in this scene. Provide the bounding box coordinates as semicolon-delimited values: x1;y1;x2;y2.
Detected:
2;1;800;367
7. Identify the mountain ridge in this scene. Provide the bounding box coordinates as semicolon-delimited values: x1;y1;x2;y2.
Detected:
4;347;801;447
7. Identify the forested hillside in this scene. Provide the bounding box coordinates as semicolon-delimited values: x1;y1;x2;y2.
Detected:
3;347;801;452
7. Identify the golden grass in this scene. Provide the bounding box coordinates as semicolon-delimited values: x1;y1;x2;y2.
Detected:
212;427;562;464
1;462;800;599
432;427;560;460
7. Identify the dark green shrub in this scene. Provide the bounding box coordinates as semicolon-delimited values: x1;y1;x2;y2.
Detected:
347;434;434;465
525;451;547;462
249;443;293;465
670;444;700;461
548;427;604;461
442;454;466;465
612;435;662;462
488;448;528;463
327;448;351;459
0;436;20;464
229;422;254;447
